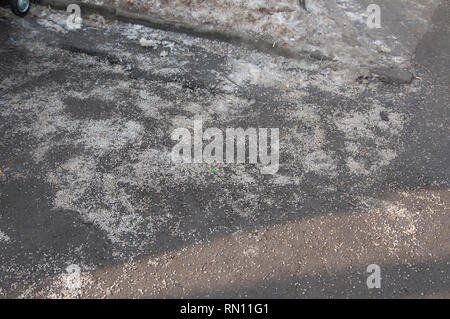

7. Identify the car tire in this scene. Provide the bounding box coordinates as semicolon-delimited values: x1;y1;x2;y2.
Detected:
10;0;30;17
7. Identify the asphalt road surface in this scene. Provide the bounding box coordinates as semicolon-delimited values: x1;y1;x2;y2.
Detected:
0;2;448;298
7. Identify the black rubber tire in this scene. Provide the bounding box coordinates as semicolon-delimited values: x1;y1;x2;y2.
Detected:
10;0;30;17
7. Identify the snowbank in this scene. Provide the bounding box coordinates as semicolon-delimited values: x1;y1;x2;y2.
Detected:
81;0;373;65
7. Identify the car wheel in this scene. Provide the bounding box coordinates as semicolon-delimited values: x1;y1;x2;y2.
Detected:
11;0;30;17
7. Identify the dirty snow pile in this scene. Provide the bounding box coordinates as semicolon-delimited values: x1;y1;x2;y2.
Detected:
37;10;82;32
101;0;372;65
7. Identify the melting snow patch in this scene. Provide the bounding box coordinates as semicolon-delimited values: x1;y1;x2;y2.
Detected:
37;12;82;33
139;37;157;48
0;231;10;243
